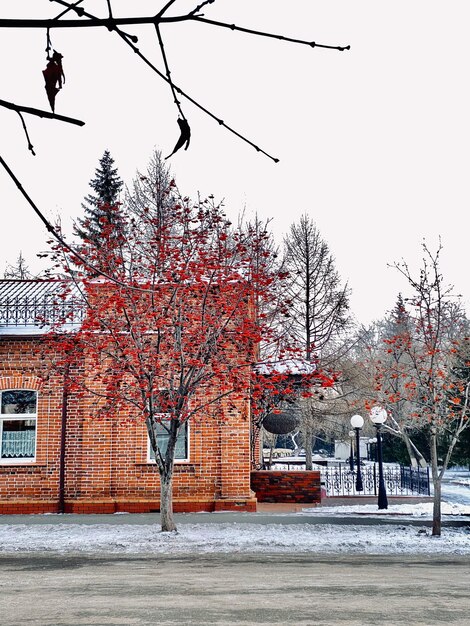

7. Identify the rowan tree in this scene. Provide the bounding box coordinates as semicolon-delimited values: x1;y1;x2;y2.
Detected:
361;243;470;536
444;342;470;468
250;359;336;467
353;297;429;468
45;186;318;532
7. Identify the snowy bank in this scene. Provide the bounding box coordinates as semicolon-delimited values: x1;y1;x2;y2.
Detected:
0;521;469;556
303;501;470;517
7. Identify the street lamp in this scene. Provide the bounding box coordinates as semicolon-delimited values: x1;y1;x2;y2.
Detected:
367;437;377;461
350;414;364;492
348;430;355;471
370;406;388;509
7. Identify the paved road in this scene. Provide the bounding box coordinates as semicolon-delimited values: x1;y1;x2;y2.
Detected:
0;552;468;626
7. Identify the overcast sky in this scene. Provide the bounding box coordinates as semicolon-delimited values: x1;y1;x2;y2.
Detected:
1;1;469;325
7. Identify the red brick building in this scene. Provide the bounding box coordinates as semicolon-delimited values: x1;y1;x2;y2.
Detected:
0;280;256;514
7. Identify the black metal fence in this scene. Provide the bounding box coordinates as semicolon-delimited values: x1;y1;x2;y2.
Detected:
270;460;431;497
400;465;430;496
321;464;430;497
0;295;85;327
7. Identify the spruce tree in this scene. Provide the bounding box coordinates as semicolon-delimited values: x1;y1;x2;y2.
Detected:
74;150;123;245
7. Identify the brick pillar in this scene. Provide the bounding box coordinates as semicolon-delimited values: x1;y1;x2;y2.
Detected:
215;405;256;511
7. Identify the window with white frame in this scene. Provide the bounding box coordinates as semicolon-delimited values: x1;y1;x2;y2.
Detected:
148;420;189;462
0;390;37;462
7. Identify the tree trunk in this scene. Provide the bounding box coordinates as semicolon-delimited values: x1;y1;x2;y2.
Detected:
432;478;442;537
402;430;418;468
268;439;275;469
304;423;313;471
430;428;441;537
160;470;177;532
146;414;178;533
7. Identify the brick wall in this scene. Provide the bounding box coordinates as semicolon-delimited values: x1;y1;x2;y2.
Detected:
0;336;256;514
250;470;321;504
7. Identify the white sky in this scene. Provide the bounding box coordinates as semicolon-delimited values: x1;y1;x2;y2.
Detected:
1;1;469;325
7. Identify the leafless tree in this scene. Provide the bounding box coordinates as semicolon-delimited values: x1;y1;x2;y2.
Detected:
125;149;175;231
353;243;470;536
282;215;350;467
283;215;350;361
3;252;34;279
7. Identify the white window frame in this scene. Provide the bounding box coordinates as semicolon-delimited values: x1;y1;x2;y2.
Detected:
0;389;37;464
147;418;189;463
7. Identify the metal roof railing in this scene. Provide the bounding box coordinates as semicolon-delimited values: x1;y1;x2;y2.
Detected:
0;280;86;331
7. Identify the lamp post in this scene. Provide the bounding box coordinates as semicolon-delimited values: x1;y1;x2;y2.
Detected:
350;414;364;492
348;430;355;471
367;437;377;461
370;406;388;509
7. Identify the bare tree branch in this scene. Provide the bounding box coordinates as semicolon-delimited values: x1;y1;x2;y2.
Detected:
1;3;349;162
52;0;86;21
16;111;36;156
190;16;350;51
0;99;85;126
154;23;185;120
0;13;350;55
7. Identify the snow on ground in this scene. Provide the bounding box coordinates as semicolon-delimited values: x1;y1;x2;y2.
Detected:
0;470;467;557
0;520;469;556
1;496;470;557
301;501;470;517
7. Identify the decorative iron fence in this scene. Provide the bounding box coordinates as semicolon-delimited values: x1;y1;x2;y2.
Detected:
321;464;430;497
270;460;430;497
401;465;430;496
0;295;85;327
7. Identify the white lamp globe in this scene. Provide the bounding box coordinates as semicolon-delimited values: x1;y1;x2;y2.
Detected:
370;406;387;424
348;430;355;438
350;414;364;428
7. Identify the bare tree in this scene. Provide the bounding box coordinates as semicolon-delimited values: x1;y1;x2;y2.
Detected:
358;243;470;536
283;215;350;361
282;215;350;467
125;149;174;231
3;252;33;279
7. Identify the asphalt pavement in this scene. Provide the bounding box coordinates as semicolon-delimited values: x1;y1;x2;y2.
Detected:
1;552;469;626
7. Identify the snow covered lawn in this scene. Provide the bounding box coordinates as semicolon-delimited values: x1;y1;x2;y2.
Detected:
0;476;468;557
302;500;470;517
0;518;469;556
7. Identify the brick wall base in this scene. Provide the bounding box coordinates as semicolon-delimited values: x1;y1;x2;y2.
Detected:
0;497;257;515
0;500;59;515
251;470;321;504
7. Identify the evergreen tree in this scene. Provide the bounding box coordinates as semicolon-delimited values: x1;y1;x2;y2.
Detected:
74;150;123;245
